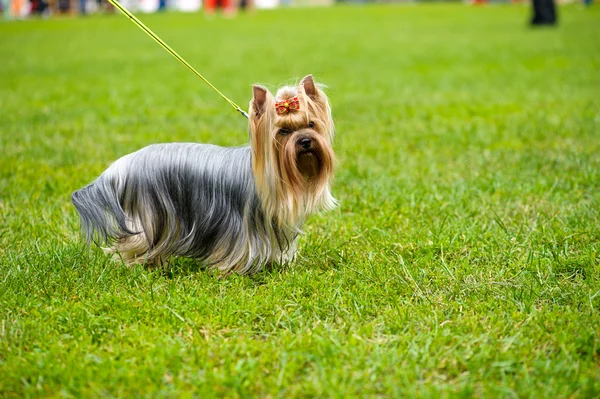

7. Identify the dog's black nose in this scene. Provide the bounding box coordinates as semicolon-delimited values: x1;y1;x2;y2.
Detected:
300;138;311;149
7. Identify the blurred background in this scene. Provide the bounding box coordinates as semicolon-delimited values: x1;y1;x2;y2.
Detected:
0;0;592;20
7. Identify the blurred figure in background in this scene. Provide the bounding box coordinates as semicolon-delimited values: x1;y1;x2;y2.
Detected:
1;0;11;19
239;0;253;12
204;0;236;16
531;0;557;25
30;0;49;15
56;0;72;13
10;0;29;17
80;0;114;14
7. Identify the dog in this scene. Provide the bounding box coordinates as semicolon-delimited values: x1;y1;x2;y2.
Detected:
71;75;336;274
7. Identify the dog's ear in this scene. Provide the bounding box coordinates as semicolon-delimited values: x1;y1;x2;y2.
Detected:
252;85;269;117
300;74;318;100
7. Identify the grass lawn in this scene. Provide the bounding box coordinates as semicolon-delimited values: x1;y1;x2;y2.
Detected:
1;3;600;397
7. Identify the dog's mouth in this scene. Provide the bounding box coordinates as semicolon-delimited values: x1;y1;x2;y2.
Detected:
296;150;320;179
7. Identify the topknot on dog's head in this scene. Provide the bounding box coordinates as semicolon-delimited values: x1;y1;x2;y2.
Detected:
275;86;298;102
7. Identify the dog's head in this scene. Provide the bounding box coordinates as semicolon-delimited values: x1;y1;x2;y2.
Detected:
249;75;336;227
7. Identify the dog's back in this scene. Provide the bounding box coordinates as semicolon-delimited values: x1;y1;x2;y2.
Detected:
72;143;257;266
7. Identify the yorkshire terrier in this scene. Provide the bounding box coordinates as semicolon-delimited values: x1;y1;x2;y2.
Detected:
72;75;336;274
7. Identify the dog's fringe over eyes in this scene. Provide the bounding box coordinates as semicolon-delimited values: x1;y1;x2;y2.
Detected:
71;75;336;275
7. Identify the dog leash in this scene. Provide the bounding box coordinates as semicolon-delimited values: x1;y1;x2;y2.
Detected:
105;0;249;119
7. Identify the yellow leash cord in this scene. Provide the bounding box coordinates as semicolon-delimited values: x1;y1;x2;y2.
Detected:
105;0;249;119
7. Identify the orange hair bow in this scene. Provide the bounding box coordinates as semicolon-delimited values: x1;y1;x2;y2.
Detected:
275;97;300;115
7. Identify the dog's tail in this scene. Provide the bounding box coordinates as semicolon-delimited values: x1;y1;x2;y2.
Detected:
71;177;136;245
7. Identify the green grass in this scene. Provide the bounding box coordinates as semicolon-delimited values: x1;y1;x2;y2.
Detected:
1;3;600;397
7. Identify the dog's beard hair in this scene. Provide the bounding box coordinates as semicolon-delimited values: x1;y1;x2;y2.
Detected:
72;75;335;274
278;132;335;219
72;144;297;274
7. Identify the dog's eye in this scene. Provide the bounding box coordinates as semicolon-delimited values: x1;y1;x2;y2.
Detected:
278;128;293;136
308;121;315;129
